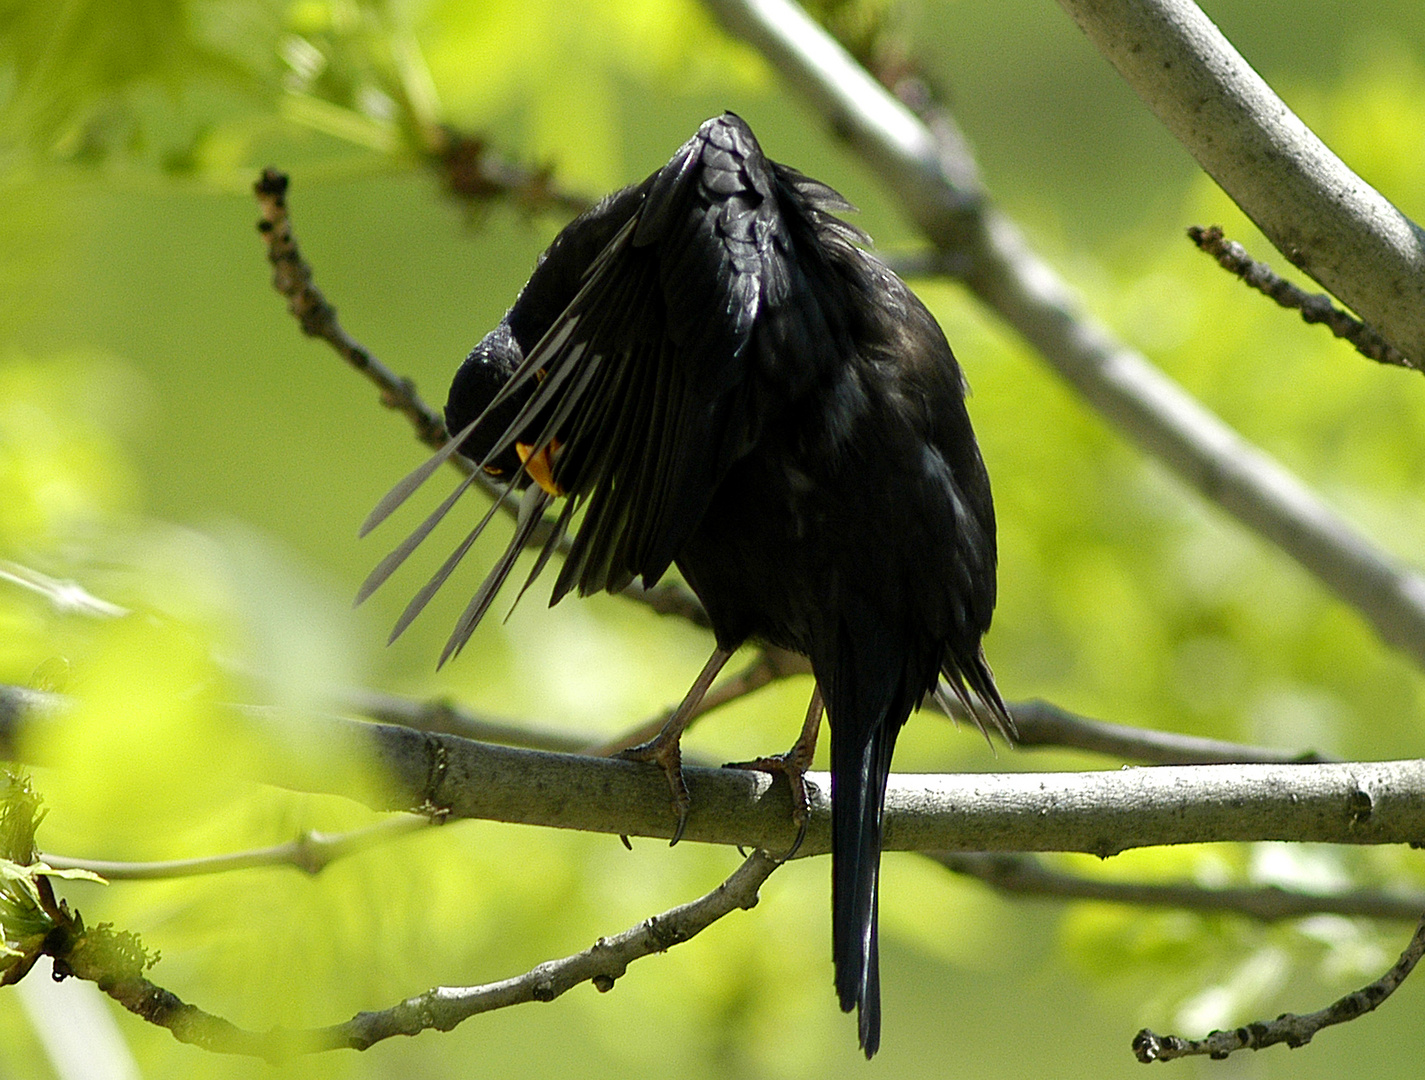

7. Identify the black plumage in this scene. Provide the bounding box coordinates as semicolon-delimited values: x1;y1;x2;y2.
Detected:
360;113;1012;1057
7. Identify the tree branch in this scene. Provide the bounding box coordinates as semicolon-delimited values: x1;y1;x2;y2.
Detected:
1188;226;1413;371
3;688;1408;854
1000;698;1332;765
39;818;433;880
254;169;452;454
934;852;1425;922
235;706;1425;856
1055;0;1425;365
699;0;1425;671
585;646;809;756
1133;910;1425;1061
335;687;596;754
41;847;778;1059
0;560;130;619
430;128;595;217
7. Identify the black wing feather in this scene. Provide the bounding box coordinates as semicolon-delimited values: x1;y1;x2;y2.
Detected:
470;113;846;606
360;114;854;648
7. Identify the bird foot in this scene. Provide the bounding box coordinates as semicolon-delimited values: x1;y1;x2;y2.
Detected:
618;733;691;845
724;747;815;861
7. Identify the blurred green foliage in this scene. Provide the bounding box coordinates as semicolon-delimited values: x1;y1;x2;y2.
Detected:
2;1;1425;1078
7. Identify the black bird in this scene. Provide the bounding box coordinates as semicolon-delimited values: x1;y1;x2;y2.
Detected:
359;113;1012;1057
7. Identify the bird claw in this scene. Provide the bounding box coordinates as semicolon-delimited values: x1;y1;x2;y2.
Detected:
724;749;815;862
619;735;691;845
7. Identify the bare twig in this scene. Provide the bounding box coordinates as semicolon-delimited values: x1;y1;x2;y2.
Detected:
700;0;1425;673
327;848;778;1051
337;687;595;754
0;560;130;619
39;818;433;880
615;579;714;631
432;127;595;216
254;169;453;454
998;698;1332;765
934;852;1425;922
1133;911;1425;1061
38;848;778;1059
1056;0;1425;364
1189;226;1414;371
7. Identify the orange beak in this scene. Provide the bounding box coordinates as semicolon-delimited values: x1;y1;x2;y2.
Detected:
515;439;565;496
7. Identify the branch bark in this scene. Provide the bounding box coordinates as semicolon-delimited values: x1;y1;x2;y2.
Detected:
6;686;1379;856
1055;0;1425;364
237;706;1425;856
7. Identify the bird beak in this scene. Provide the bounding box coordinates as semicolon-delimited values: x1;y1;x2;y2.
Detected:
515;440;565;497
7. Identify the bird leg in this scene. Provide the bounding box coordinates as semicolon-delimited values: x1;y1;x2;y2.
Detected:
725;682;825;861
619;645;735;845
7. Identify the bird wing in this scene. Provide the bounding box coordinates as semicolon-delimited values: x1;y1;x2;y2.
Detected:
360;113;863;662
493;114;858;600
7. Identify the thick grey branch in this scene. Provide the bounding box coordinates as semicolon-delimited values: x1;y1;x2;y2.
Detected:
1056;0;1425;364
3;689;1417;853
700;0;1425;670
239;707;1425;856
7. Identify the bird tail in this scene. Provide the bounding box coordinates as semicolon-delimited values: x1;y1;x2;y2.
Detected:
824;623;920;1060
830;712;899;1058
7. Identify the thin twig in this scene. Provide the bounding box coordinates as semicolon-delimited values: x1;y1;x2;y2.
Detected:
615;579;713;631
330;848;778;1051
1133;910;1425;1061
337;687;595;754
40;848;778;1059
1189;226;1414;371
39;818;434;880
997;698;1333;765
933;852;1425;922
0;560;130;619
348;672;1328;768
432;127;595;216
254;169;453;453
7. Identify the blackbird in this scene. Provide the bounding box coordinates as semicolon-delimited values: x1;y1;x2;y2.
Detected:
359;113;1012;1057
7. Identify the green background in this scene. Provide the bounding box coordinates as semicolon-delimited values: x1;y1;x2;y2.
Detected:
3;0;1425;1077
